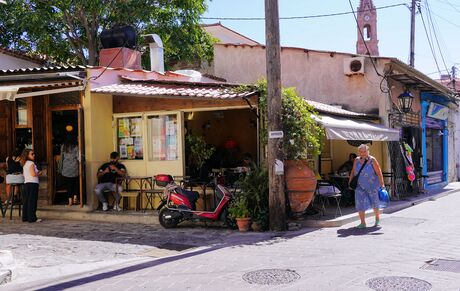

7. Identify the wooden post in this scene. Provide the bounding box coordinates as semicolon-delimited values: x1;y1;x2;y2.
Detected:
409;0;416;67
265;0;286;231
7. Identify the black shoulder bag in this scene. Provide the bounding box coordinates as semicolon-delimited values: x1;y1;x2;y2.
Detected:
349;159;368;190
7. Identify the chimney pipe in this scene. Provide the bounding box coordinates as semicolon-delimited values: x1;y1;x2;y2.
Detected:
143;34;164;72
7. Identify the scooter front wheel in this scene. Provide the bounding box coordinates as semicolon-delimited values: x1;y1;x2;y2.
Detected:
159;208;181;228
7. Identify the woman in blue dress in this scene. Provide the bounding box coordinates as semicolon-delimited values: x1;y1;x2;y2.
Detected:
349;144;385;228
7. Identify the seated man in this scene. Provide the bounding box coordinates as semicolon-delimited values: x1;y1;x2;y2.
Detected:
337;153;357;175
95;151;126;211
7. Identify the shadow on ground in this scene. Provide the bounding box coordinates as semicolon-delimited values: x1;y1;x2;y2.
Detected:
336;225;384;237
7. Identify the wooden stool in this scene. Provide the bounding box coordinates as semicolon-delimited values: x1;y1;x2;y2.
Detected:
3;183;23;220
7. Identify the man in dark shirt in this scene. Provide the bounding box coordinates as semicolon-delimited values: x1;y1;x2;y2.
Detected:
337;153;357;174
94;152;126;211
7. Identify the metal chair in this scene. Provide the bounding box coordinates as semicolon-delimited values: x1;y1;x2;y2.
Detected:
315;180;342;218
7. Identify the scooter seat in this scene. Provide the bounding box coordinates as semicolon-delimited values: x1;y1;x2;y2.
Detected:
176;188;199;203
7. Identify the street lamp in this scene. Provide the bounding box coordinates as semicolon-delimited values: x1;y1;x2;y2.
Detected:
398;89;414;113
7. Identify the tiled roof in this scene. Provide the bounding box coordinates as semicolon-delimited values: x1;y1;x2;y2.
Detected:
92;81;257;99
0;65;85;75
0;46;48;64
306;99;379;120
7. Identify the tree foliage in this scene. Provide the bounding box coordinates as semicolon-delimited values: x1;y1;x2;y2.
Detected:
250;80;323;160
0;0;214;68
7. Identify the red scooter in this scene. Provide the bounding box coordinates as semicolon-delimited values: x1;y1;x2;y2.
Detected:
155;174;233;228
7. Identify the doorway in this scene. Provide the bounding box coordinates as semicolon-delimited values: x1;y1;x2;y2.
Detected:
51;110;83;205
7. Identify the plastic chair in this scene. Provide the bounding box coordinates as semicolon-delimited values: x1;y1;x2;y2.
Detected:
315;180;342;218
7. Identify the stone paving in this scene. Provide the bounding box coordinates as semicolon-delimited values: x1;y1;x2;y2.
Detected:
1;188;460;290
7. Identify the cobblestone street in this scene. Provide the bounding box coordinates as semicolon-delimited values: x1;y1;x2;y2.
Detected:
1;190;460;290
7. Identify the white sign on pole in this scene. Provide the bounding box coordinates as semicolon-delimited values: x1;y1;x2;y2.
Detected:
269;131;284;139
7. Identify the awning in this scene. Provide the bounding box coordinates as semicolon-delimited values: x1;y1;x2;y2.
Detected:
314;115;400;141
0;81;84;101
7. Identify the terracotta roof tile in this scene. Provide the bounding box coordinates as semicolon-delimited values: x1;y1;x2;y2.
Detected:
0;46;49;64
91;82;256;99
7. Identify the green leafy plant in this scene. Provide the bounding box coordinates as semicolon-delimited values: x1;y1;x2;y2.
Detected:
228;195;250;219
185;134;215;171
236;166;269;229
236;80;323;161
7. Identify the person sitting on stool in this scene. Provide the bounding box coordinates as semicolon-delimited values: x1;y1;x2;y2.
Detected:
94;152;126;211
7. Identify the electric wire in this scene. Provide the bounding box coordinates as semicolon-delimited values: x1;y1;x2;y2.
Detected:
202;3;407;21
90;45;125;80
424;0;451;79
418;4;442;77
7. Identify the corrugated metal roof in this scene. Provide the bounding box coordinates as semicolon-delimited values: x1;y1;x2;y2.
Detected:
306;99;378;120
92;82;256;99
0;65;85;75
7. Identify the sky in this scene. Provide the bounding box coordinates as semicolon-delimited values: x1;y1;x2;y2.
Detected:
202;0;460;79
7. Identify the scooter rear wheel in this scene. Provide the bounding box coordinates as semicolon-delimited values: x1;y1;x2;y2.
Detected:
159;208;181;228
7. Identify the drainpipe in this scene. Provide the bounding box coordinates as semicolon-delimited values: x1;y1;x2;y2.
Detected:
143;34;164;72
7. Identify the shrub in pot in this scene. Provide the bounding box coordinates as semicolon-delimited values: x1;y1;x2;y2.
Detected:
228;196;251;232
251;80;323;218
185;134;215;179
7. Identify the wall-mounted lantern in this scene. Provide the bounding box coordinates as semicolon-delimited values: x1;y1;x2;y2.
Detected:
398;89;414;113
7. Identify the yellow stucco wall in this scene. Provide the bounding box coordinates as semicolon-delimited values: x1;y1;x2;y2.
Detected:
83;91;114;208
331;140;384;172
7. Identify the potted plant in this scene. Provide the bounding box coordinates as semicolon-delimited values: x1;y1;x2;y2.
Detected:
235;165;269;231
185;134;215;179
228;196;251;232
254;80;323;218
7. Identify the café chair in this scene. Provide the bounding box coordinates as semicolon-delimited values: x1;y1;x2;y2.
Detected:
315;180;342;218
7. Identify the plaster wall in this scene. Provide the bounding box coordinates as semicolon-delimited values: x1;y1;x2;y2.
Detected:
0;53;41;70
331;140;384;172
211;45;388;115
82;90;114;208
203;26;259;45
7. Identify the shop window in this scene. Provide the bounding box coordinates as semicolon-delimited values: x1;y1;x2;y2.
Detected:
426;128;443;172
16;99;28;126
117;116;143;160
148;114;178;161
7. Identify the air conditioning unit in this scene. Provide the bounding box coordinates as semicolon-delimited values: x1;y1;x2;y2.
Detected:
344;57;365;75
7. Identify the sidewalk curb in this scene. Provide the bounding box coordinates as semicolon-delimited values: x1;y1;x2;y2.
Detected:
297;187;459;228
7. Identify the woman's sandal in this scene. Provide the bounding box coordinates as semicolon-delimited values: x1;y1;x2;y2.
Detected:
356;223;366;229
374;219;380;227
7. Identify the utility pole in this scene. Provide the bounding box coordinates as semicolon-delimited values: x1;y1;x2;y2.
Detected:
409;0;417;67
452;66;457;91
265;0;286;231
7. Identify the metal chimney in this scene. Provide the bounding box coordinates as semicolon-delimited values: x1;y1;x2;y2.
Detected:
143;34;164;72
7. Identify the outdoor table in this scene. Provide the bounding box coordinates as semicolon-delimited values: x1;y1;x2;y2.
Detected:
329;174;354;206
116;176;153;211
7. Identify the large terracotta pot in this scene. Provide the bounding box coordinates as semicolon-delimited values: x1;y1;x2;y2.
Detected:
285;160;317;218
236;217;251;232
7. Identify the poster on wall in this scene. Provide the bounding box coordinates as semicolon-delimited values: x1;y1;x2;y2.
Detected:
118;118;130;137
134;138;143;159
131;118;142;137
119;144;128;159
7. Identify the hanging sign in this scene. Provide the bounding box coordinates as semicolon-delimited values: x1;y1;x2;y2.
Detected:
427;102;448;120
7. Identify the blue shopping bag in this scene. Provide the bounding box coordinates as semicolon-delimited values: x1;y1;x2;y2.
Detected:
378;188;390;208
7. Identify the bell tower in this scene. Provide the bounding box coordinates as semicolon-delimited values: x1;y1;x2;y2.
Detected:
356;0;379;56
